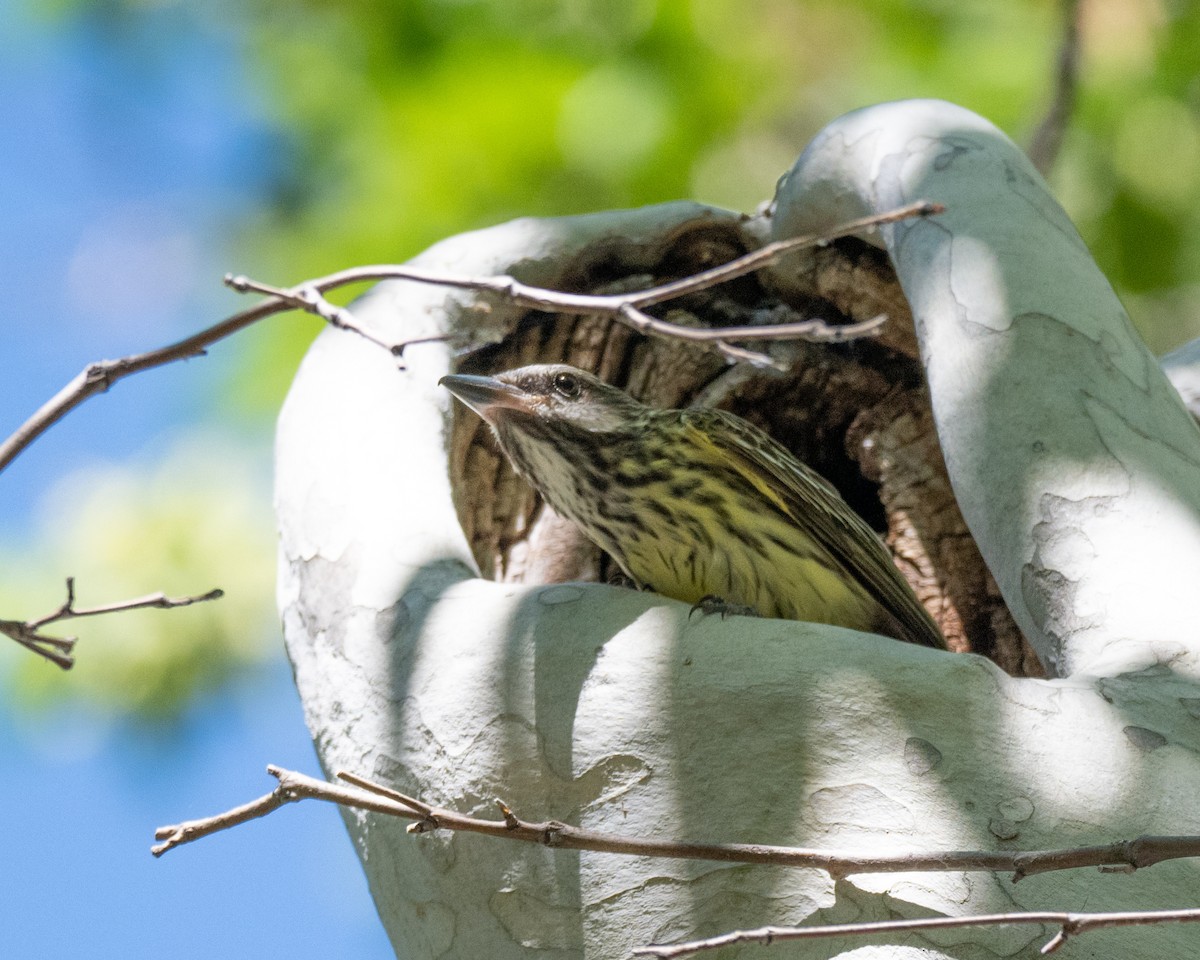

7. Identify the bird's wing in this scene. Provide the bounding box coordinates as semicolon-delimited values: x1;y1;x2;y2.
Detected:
678;408;945;648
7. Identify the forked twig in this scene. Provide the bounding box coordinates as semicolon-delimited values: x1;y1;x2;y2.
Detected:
154;766;1200;883
0;577;223;670
227;200;943;368
0;200;943;478
153;766;1200;954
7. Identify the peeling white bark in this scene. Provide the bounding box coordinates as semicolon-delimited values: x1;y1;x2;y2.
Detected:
276;103;1200;960
771;99;1200;679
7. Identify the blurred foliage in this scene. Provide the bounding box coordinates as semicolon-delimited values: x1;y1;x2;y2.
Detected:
9;0;1200;721
218;0;1200;365
0;435;277;723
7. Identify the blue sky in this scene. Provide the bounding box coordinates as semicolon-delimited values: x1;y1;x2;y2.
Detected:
0;2;279;537
0;4;392;956
2;667;391;958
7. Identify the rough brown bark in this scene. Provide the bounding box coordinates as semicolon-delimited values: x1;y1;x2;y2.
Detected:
445;221;1039;674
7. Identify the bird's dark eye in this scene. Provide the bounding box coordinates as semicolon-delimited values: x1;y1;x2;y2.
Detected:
552;372;581;399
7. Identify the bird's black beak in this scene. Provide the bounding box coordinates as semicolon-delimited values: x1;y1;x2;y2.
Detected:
439;374;534;422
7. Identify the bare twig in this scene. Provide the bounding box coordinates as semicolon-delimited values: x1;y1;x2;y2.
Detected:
155;768;1200;953
151;766;421;857
153;766;1200;887
1028;0;1082;175
338;770;436;819
1013;835;1200;880
227;200;942;368
632;908;1200;959
0;577;223;670
0;293;292;475
219;278;404;356
1;200;941;478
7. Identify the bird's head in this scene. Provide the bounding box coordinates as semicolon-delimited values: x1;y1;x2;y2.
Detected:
439;364;646;435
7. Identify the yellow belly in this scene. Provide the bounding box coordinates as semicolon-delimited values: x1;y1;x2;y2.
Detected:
614;507;882;631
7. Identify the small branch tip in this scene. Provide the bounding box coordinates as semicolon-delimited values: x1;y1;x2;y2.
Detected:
494;798;520;829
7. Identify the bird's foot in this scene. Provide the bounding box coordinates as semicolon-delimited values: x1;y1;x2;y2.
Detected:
688;595;761;620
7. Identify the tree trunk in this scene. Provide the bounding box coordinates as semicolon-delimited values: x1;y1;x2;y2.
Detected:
276;99;1200;959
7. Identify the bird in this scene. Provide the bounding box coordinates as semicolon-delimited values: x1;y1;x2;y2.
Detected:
440;363;944;648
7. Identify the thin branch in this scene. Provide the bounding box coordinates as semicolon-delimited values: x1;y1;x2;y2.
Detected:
0;295;285;475
339;771;436;818
155;769;1200;955
1028;0;1082;175
26;577;224;629
0;276;405;476
1;200;941;478
218;278;405;356
153;766;1200;887
632;908;1200;959
152;766;433;856
1013;835;1200;880
0;621;75;670
615;202;940;308
0;577;223;670
227;200;941;368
